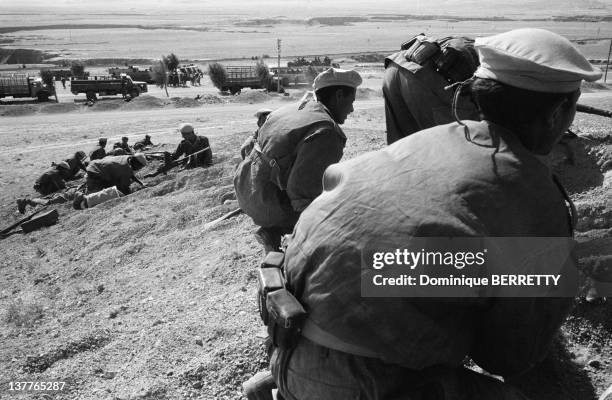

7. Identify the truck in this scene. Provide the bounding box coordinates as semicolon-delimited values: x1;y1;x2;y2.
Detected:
222;66;273;94
270;65;333;87
108;66;154;84
70;74;147;101
0;73;56;102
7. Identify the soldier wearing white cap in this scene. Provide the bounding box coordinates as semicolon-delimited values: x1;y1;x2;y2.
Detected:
234;67;362;251
268;29;600;399
170;123;213;168
85;153;147;195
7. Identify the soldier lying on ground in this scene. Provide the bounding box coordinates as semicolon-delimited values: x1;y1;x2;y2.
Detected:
240;108;273;160
17;186;125;213
85;153;147;195
234;68;362;252
106;142;128;156
33;161;72;196
169;123;213;168
266;28;601;400
60;150;88;179
133;134;154;151
89;137;107;161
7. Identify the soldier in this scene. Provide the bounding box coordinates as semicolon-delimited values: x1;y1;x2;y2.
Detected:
240;108;273;160
33;162;72;196
106;142;128;156
170;123;213;168
62;150;88;179
383;34;480;144
269;29;601;399
89;138;107;161
133;134;154;151
234;68;362;251
118;136;133;154
85;153;147;195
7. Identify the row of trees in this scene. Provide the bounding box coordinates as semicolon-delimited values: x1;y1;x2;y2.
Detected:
287;56;332;67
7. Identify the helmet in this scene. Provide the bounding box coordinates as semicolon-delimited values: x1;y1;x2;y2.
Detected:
75;150;87;161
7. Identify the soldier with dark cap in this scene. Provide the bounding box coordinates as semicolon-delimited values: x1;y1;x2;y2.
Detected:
85;153;147;195
266;28;601;399
383;35;480;144
234;67;362;252
170;123;213;168
89;138;107;161
133;134;154;151
240;108;273;159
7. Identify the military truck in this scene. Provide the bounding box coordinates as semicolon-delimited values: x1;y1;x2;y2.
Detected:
0;73;56;102
108;66;154;84
220;66;279;94
70;74;147;101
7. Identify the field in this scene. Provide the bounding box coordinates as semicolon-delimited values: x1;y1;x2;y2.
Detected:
1;1;612;399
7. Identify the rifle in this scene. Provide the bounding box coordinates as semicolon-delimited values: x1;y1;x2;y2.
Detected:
577;103;612;118
0;207;48;237
143;146;211;179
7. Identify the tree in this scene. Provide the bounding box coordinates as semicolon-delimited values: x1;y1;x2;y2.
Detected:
208;62;227;91
70;61;85;79
163;53;180;73
255;58;271;89
152;59;169;97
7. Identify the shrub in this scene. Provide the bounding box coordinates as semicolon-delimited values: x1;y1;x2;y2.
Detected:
70;61;85;79
255;59;270;88
208;63;227;91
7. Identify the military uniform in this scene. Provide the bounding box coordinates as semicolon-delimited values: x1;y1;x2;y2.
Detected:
235;100;346;231
273;120;576;399
34;167;69;196
89;146;106;161
133;137;153;151
63;153;87;178
172;135;213;168
383;36;479;144
86;155;136;195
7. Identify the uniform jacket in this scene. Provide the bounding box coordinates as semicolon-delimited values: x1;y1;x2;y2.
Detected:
89;146;106;161
383;49;479;144
284;120;576;376
234;100;346;228
34;167;67;195
86;155;135;195
172;135;213;167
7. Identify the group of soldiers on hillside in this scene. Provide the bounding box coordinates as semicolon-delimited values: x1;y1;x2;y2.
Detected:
232;28;606;400
18;126;214;213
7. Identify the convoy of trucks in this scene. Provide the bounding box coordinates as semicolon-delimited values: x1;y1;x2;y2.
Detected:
108;66;154;84
70;74;148;101
0;74;56;102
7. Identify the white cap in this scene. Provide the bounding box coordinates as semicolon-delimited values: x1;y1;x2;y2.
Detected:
179;123;194;134
133;153;147;167
474;28;602;93
57;161;70;170
313;68;362;91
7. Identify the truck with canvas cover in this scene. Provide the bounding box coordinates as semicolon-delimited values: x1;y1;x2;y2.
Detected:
70;74;147;101
109;66;154;84
0;73;55;101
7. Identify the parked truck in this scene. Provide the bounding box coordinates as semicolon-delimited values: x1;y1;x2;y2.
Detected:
222;66;274;94
108;66;154;84
0;73;56;102
70;74;147;101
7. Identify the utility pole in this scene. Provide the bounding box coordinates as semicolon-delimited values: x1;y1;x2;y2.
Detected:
277;38;281;93
605;38;612;83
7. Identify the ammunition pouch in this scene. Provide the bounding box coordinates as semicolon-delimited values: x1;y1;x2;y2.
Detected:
400;34;478;84
257;252;307;349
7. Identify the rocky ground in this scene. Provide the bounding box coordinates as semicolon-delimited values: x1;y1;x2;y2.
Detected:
0;74;610;399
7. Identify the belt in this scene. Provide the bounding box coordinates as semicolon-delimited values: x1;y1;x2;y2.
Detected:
301;319;380;359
